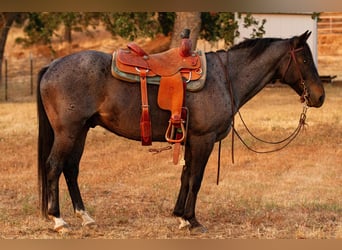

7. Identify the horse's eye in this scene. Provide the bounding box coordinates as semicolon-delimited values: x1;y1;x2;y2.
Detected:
303;59;307;64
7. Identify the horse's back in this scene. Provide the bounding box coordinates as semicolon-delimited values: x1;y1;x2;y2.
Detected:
41;50;111;86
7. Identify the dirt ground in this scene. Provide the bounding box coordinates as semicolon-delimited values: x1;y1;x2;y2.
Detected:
0;83;341;239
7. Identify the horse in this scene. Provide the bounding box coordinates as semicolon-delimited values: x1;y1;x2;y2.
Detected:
37;31;325;233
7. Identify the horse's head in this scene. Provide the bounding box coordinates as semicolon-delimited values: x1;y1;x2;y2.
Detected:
279;31;325;108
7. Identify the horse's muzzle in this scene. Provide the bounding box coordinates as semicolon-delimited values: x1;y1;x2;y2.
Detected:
305;86;325;108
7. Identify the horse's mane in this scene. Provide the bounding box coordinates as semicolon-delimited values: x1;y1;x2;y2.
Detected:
230;37;283;61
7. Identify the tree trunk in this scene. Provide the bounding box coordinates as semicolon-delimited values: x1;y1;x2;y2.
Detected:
64;25;72;44
0;12;19;86
170;12;201;50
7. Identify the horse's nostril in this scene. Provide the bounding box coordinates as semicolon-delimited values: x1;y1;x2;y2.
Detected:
319;94;325;105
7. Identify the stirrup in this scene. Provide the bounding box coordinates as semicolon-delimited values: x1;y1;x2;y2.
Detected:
165;120;186;143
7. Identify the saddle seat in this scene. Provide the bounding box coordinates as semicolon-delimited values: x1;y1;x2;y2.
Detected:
112;39;204;149
116;42;202;79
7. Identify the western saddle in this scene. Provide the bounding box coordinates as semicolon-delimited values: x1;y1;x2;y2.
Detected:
111;29;204;163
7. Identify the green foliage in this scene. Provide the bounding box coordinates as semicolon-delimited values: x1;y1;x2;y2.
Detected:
15;12;102;47
240;13;266;38
157;12;176;36
200;12;266;46
101;12;160;41
200;12;238;45
14;12;266;50
15;13;59;46
311;12;321;21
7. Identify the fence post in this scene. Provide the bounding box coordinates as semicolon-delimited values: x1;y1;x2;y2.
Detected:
5;58;8;102
30;52;33;95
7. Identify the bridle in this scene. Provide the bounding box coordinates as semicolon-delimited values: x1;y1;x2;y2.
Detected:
282;46;310;106
215;44;310;185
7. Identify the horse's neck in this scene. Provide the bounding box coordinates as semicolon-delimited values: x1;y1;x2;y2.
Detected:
228;41;288;110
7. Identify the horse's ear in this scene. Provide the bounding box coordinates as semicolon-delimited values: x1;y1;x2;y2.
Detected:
300;30;312;41
291;30;311;48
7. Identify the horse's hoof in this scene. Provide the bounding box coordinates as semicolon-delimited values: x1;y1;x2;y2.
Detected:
76;209;96;228
50;216;69;233
54;223;70;234
189;225;208;234
82;220;96;228
178;217;191;230
54;222;70;233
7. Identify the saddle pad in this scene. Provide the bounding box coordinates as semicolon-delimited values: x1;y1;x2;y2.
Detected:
111;50;207;92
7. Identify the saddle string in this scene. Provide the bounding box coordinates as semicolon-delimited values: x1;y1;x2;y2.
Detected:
148;146;172;154
215;51;236;185
217;140;222;185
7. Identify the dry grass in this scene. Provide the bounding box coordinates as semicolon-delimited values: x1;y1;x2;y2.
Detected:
0;83;341;239
1;22;341;240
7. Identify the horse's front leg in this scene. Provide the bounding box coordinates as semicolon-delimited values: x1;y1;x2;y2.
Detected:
64;163;96;228
173;133;216;233
173;164;191;228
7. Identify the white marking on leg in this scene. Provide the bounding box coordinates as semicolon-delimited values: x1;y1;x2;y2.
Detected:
76;209;96;227
178;217;190;229
50;216;69;232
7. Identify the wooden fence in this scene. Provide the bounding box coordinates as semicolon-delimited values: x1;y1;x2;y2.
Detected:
318;12;342;34
0;56;51;102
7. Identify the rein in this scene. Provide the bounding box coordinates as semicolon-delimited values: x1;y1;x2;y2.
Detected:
234;105;308;154
215;44;309;185
234;45;309;154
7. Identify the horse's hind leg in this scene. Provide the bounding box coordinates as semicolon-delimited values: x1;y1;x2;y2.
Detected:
46;135;72;232
63;128;95;227
46;128;92;232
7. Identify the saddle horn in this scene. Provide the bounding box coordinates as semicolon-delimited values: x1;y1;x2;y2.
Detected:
180;28;192;57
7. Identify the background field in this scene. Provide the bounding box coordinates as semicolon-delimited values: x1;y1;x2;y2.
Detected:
0;82;341;239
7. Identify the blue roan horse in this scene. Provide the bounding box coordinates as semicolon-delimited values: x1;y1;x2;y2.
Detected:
37;31;325;233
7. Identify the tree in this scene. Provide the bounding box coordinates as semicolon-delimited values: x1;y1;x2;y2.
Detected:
0;12;20;85
12;12;266;58
170;12;201;50
57;12;102;43
100;12;160;41
14;12;61;57
170;12;266;50
199;12;266;46
200;12;238;46
15;12;102;57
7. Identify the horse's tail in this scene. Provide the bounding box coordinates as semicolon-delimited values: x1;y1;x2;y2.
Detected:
37;65;53;218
